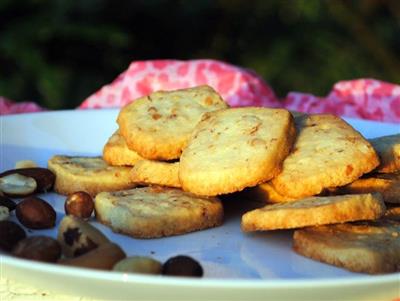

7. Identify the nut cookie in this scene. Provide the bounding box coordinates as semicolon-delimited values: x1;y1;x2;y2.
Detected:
179;107;296;196
48;155;135;196
271;114;379;198
241;193;385;232
335;173;400;204
293;220;400;274
384;204;400;220
242;182;298;204
369;134;400;173
117;85;229;160
130;160;181;188
103;131;143;166
95;186;223;238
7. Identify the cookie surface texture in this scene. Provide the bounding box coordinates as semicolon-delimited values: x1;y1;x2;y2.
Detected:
95;186;223;238
241;193;385;232
48;155;134;196
293;220;400;274
271;114;380;198
369;134;400;173
117;85;229;160
179;107;296;196
130;160;180;188
103;131;144;166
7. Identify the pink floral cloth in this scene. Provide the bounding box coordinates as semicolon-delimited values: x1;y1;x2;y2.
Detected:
79;59;280;108
283;79;400;123
1;60;399;123
0;97;44;115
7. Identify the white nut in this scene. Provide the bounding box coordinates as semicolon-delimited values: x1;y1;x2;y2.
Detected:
0;174;37;196
113;256;162;274
0;206;10;221
15;160;38;169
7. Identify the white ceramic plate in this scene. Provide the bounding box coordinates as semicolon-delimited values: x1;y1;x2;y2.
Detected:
1;110;399;301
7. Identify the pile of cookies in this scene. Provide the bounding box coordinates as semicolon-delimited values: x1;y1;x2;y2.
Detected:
47;85;400;274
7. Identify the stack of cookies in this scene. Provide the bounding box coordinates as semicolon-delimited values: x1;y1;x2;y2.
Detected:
47;85;400;274
240;116;400;274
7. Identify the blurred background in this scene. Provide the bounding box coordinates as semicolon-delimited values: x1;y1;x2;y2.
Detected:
0;0;399;110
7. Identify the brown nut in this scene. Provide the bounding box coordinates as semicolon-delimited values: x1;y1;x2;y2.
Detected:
65;191;94;219
57;215;109;257
0;195;17;211
0;167;55;194
113;256;162;275
0;173;37;197
162;255;203;277
12;236;61;263
16;197;56;229
0;220;26;252
58;242;126;270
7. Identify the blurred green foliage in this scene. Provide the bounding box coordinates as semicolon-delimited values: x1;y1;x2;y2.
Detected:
0;0;399;109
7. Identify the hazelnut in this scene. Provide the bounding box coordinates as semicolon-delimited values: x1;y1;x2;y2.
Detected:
57;215;109;257
0;195;17;211
65;191;94;219
12;236;61;263
0;167;55;194
0;220;26;252
113;256;162;275
0;173;37;197
162;255;203;277
16;197;56;229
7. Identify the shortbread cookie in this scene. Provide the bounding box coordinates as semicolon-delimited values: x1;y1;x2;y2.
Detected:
271;114;379;198
103;131;143;166
241;193;385;232
117;85;229;160
130;160;180;188
336;173;400;204
293;220;400;274
95;186;223;238
384;204;400;220
369;134;400;173
179;107;295;196
48;155;135;196
242;182;298;204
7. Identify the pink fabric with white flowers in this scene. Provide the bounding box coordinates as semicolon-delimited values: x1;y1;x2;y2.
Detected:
1;60;399;123
79;59;280;109
282;79;400;123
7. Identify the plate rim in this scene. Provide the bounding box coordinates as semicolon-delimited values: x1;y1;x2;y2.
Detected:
1;109;400;290
3;253;399;288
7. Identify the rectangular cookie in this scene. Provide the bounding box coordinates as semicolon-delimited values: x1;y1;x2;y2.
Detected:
103;131;143;166
293;220;400;274
48;155;135;196
95;186;223;238
241;193;385;232
369;134;400;173
241;182;298;204
271;114;380;198
335;173;400;204
117;85;229;160
179;107;295;196
130;160;181;188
